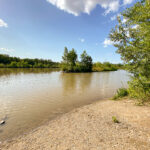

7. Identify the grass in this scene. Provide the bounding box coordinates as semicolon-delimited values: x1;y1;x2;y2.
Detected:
112;88;129;100
112;116;120;123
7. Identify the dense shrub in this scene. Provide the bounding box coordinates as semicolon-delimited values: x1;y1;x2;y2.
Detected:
128;76;150;102
112;88;129;100
92;62;118;72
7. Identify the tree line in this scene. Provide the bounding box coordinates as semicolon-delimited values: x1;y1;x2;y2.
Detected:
0;54;59;68
0;50;123;71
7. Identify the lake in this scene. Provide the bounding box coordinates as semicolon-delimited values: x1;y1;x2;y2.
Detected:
0;68;130;141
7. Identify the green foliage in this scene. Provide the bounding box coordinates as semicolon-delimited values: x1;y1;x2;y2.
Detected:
92;62;121;72
92;62;104;71
0;63;5;68
61;48;78;72
112;116;120;123
62;47;69;64
109;0;150;102
128;76;150;102
67;49;78;67
113;88;129;100
0;54;60;68
8;61;18;68
61;47;93;72
80;50;93;72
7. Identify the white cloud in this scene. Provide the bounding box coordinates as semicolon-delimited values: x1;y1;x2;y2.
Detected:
47;0;120;16
0;19;8;28
103;0;119;15
123;0;134;5
79;38;85;43
0;48;15;53
103;38;114;47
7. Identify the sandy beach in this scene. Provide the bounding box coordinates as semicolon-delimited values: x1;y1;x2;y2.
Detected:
1;99;150;150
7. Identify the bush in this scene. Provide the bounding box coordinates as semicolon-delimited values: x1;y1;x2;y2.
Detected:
113;88;128;100
92;66;104;72
128;76;150;103
92;62;118;72
8;61;18;68
0;63;5;68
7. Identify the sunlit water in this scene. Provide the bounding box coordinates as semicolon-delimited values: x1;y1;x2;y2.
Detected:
0;68;130;141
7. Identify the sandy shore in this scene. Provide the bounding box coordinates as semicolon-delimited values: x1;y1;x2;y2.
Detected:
1;99;150;150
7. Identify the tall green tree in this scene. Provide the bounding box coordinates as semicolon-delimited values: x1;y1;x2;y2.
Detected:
67;48;77;67
61;48;77;72
62;47;68;63
80;50;93;72
109;0;150;101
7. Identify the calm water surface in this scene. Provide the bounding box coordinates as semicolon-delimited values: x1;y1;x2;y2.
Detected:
0;68;130;141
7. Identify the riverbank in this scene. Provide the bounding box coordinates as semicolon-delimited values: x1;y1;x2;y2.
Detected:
1;99;150;150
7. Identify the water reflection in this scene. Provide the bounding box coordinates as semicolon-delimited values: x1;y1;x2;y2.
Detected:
60;73;93;95
79;73;92;92
0;68;59;77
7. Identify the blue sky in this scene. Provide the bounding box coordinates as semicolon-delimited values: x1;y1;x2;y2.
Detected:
0;0;138;63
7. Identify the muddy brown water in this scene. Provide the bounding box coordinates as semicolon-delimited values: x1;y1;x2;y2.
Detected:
0;68;130;141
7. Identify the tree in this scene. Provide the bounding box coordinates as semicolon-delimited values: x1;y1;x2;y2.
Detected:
109;0;150;101
67;48;77;67
80;50;93;72
61;48;77;72
62;47;68;63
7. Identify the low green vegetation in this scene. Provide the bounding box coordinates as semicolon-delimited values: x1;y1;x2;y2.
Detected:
0;54;60;68
92;62;123;72
112;116;120;123
112;88;129;100
61;47;123;73
110;0;150;103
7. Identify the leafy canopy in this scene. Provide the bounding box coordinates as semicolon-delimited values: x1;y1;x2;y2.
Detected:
80;50;93;71
109;0;150;101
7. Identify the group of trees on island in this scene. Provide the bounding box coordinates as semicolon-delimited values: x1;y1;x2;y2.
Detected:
110;0;150;102
0;54;59;68
61;47;93;72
